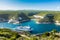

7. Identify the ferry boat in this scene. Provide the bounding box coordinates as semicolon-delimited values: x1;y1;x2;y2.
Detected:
16;25;32;32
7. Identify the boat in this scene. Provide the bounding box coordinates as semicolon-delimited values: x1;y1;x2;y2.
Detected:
15;25;32;31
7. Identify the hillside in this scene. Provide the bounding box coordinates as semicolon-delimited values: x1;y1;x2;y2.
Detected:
0;28;60;40
0;10;60;22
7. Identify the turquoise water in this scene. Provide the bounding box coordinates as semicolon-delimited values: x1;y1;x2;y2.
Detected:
0;20;60;34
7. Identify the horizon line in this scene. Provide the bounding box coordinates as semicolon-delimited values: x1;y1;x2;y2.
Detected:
0;10;60;11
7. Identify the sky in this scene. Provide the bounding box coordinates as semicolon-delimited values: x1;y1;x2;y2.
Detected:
0;0;60;11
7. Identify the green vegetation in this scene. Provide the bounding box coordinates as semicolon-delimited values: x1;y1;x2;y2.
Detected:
0;28;60;40
36;11;60;22
0;10;60;22
0;28;21;40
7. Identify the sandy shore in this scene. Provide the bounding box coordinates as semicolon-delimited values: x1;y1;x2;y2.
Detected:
55;23;60;25
55;21;60;25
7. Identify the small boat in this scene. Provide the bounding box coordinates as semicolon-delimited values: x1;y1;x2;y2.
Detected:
16;25;32;31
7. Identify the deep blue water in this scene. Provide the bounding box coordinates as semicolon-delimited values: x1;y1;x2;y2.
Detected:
0;20;60;34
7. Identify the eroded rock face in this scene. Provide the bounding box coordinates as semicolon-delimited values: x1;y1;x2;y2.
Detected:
18;13;30;22
40;14;55;23
0;13;30;23
0;14;9;22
